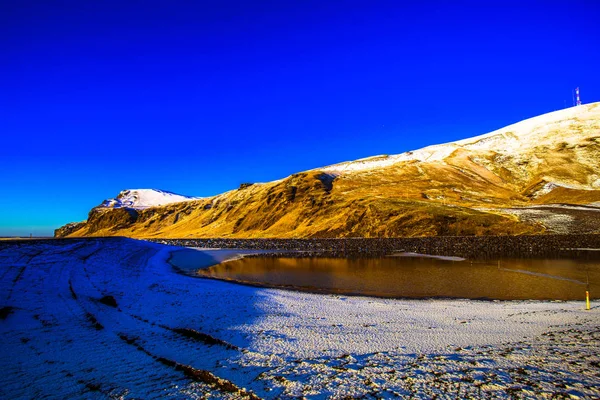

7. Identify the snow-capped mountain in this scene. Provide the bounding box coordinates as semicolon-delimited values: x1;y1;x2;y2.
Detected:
321;102;599;182
56;103;600;238
98;189;200;210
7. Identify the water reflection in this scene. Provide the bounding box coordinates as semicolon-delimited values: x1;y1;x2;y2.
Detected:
197;256;599;300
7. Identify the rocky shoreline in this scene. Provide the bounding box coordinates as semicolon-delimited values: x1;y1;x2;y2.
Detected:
149;234;600;259
4;234;600;259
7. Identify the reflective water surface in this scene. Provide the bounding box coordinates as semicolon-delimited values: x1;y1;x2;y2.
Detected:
195;255;599;300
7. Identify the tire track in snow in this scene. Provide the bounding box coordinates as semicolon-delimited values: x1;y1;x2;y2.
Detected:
117;333;261;399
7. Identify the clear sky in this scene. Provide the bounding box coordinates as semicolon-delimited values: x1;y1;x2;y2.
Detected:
1;0;599;236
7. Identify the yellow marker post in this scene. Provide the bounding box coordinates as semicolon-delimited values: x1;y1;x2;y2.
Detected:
586;290;590;311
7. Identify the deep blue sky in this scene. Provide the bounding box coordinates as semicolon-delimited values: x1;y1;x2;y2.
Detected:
1;1;599;236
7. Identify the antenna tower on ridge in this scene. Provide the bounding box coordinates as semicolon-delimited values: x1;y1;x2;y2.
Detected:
575;87;581;106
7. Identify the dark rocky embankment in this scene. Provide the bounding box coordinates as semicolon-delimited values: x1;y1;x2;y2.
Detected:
149;234;600;260
6;234;600;260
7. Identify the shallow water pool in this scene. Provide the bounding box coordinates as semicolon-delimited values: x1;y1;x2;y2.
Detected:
194;254;599;300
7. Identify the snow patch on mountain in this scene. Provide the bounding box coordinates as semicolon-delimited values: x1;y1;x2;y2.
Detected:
98;189;200;210
321;102;600;174
530;181;584;199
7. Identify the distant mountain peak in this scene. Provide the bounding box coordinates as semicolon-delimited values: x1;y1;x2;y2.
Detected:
98;189;200;210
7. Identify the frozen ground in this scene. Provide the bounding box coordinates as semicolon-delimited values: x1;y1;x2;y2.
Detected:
0;239;598;399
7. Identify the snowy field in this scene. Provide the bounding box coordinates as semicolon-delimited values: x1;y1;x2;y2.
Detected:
0;238;598;399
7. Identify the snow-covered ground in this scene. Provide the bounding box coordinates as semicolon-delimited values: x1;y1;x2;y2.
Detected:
98;189;200;210
489;204;600;234
0;239;598;399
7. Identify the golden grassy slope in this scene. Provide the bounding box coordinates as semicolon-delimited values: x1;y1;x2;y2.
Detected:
60;167;542;238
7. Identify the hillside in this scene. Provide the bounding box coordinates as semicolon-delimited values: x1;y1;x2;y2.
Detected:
56;103;600;238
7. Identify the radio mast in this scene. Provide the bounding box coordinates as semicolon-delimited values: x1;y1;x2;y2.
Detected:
575;87;581;106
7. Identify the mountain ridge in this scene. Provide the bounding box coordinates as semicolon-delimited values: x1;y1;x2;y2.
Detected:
56;103;600;238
